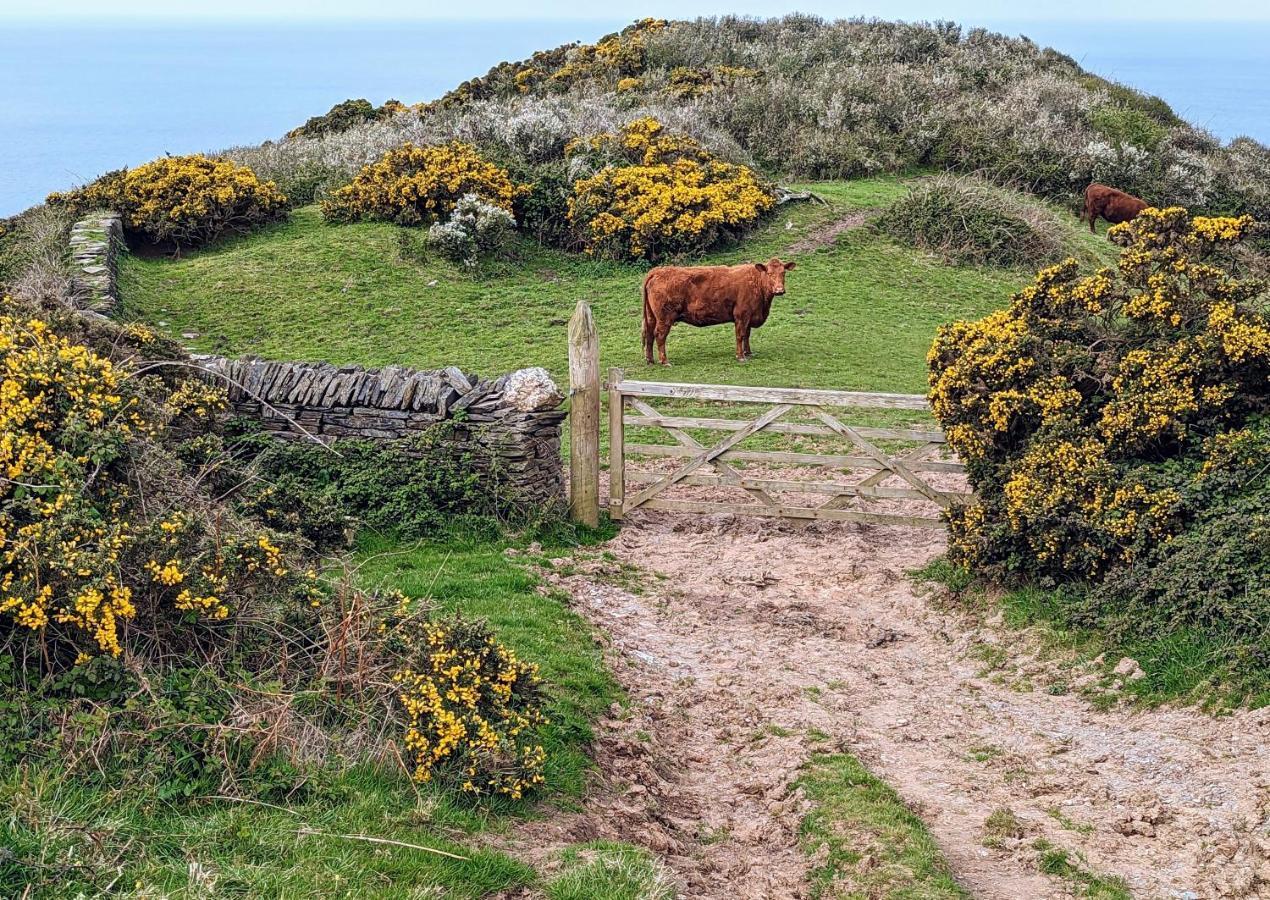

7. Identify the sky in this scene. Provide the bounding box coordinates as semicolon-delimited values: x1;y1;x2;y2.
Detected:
6;0;1269;20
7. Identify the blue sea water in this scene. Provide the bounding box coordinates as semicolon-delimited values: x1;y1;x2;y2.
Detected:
1;18;1267;217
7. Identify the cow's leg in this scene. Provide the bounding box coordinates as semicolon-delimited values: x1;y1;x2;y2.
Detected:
655;320;673;366
734;319;749;362
742;329;754;359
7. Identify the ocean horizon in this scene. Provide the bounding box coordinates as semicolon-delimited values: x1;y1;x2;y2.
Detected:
3;17;1267;217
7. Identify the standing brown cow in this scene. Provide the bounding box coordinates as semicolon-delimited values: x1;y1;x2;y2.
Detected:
1083;183;1149;232
641;259;796;365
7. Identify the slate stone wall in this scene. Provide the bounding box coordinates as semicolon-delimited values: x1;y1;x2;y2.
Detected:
69;211;123;317
196;356;567;508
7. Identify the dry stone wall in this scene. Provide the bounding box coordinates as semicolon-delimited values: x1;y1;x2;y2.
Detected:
196;356;568;508
69;211;123;317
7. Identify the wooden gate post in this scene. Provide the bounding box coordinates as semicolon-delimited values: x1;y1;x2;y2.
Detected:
608;367;625;519
568;300;600;527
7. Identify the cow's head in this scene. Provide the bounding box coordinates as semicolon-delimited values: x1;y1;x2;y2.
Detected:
755;258;796;296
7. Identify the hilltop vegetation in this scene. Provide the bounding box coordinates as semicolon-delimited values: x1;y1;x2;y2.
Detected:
226;16;1269;221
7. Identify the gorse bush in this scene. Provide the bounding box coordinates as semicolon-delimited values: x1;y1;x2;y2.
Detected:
393;614;546;798
566;117;774;260
47;155;288;247
1077;421;1268;664
928;208;1268;680
0;302;558;804
426;193;517;268
320;141;526;226
0;309;304;656
287;97;408;139
878;175;1072;268
431;18;668;108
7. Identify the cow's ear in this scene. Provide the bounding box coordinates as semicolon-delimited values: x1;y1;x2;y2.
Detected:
783;261;796;271
754;263;768;273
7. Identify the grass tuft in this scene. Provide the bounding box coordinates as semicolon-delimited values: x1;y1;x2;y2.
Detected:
797;752;970;899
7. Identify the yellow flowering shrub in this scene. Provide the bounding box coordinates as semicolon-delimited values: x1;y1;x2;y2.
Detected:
321;141;527;227
48;155;287;247
567;118;775;260
0;301;298;658
929;207;1268;580
393;615;546;798
429;19;667;108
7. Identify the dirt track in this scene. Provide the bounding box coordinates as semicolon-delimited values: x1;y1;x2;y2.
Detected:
511;506;1269;899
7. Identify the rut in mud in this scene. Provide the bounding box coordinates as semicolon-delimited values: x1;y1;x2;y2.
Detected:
505;506;1269;900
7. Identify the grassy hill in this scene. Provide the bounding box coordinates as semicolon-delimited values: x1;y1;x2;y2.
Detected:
119;178;1113;393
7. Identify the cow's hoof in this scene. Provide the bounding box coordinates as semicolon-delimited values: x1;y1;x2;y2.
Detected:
660;362;672;368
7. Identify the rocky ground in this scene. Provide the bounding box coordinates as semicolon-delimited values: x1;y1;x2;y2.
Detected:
503;500;1269;899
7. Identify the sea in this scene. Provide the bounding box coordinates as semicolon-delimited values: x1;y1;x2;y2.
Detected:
2;17;1268;217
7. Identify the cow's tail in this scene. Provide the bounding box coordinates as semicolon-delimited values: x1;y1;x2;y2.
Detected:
641;273;654;362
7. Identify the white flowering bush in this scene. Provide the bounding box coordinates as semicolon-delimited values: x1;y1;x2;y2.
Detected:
425;193;517;268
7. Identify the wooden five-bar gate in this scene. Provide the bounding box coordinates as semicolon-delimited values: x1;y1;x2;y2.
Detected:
565;300;971;530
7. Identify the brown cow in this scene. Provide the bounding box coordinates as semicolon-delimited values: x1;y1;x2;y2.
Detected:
1083;183;1149;232
641;259;795;366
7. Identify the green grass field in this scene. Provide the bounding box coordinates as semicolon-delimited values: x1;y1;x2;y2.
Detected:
118;178;1113;395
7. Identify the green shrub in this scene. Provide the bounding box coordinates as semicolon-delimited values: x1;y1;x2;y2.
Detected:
1077;423;1269;665
234;422;524;544
1080;75;1182;128
47;156;287;247
287;97;406;139
878;176;1071;268
1089;103;1168;153
506;158;575;248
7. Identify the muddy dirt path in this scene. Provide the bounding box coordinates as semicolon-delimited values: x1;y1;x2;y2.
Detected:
509;509;1268;899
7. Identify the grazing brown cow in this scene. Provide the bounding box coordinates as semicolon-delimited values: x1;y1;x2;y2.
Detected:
1083;183;1149;232
641;258;796;365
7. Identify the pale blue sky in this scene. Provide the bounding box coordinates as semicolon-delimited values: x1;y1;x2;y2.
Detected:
6;0;1268;20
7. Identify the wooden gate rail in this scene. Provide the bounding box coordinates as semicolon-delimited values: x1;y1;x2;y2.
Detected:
606;368;971;528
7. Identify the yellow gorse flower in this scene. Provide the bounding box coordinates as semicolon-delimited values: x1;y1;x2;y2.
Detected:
322;141;526;227
928;208;1268;578
567;118;775;260
394;616;547;799
49;155;286;246
0;301;291;657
